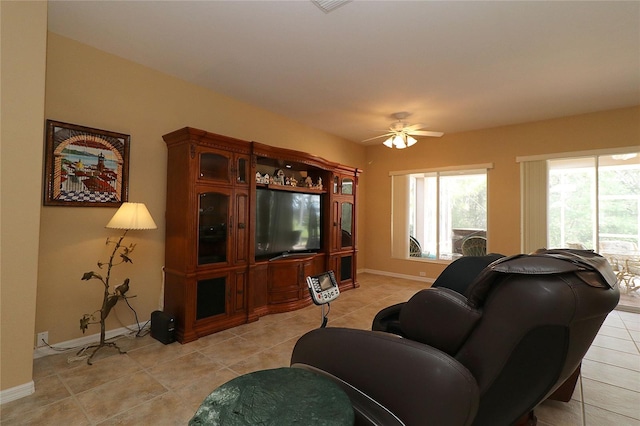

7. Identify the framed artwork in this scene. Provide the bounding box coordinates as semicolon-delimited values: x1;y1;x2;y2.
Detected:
43;120;130;207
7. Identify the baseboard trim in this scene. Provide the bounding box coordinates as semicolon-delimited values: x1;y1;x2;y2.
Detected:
33;322;144;359
361;268;434;284
0;381;35;405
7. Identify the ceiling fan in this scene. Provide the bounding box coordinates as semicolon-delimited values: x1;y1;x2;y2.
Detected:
363;112;444;149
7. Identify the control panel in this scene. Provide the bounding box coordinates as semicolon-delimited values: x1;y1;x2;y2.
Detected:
306;270;340;305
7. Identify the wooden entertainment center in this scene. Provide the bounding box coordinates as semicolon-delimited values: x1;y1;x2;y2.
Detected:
162;127;361;343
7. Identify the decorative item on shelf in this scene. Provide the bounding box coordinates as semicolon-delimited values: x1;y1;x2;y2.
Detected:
79;202;157;364
256;172;271;185
315;177;323;190
273;169;285;185
289;177;298;187
305;176;313;188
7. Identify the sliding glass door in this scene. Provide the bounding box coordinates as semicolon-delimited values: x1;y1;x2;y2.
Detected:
545;152;639;311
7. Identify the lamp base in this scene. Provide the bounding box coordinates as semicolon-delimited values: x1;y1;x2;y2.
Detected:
79;341;126;365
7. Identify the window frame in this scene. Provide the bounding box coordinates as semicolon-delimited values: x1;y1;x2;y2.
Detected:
518;147;639;253
390;163;493;262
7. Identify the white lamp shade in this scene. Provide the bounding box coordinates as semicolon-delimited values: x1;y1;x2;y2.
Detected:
393;135;406;149
106;202;157;230
384;133;418;149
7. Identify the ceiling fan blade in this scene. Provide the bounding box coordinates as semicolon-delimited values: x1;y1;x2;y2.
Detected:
361;132;394;142
409;130;444;137
403;123;426;132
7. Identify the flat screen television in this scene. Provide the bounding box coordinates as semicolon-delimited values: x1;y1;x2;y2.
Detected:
255;188;322;260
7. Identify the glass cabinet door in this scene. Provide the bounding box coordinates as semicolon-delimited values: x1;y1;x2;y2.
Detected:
340;255;353;281
198;192;229;265
236;156;248;184
196;276;227;319
341;202;353;247
200;153;229;182
342;178;354;195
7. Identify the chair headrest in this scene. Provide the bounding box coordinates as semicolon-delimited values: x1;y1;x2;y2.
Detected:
466;249;617;308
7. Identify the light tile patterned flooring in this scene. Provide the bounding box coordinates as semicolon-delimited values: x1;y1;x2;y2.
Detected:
1;273;639;425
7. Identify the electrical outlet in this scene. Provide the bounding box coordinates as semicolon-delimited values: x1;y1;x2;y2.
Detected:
419;272;426;277
36;331;49;348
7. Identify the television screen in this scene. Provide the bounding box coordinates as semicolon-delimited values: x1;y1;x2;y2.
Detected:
255;188;321;260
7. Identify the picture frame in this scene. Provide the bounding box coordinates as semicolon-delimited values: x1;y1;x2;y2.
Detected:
43;120;130;207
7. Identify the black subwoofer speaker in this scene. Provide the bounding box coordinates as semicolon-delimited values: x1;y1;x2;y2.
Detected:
151;310;175;344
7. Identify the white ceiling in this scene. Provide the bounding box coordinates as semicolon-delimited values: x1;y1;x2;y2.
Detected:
47;1;640;145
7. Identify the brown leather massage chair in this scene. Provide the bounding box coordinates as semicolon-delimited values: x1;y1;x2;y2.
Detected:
290;249;619;426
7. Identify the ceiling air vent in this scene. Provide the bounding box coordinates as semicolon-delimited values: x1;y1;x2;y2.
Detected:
312;0;352;13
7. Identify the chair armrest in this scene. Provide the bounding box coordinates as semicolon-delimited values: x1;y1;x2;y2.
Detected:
291;327;479;426
371;302;406;334
400;288;482;355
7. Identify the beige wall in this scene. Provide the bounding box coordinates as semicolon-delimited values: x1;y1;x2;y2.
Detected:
37;33;367;348
1;1;48;392
364;106;640;280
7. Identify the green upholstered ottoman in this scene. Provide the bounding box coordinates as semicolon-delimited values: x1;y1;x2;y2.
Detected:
189;367;354;425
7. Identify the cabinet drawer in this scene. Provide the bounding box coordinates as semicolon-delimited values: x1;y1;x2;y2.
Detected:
268;261;300;291
268;289;299;304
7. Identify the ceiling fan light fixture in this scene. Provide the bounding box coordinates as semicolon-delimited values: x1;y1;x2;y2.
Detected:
370;112;442;148
393;134;406;149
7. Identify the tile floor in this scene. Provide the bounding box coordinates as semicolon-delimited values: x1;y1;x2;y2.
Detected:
1;273;639;425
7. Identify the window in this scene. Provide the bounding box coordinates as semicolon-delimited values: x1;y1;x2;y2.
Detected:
391;165;490;261
520;149;639;311
547;154;639;252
